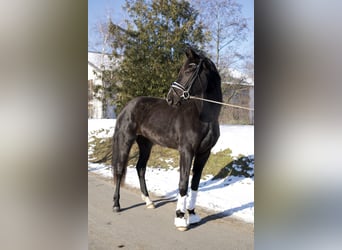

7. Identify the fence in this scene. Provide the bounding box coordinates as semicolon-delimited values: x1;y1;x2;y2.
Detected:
219;84;254;125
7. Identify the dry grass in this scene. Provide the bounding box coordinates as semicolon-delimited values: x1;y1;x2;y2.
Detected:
88;133;254;179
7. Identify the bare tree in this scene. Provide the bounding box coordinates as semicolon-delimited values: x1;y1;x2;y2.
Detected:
89;9;113;54
192;0;248;71
244;56;254;82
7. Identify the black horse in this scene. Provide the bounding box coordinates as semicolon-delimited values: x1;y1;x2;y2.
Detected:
112;47;222;231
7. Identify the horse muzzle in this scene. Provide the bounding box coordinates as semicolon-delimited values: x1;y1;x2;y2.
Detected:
166;88;181;106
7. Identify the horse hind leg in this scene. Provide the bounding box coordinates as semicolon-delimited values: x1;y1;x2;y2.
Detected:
112;130;136;212
136;136;155;209
186;150;211;225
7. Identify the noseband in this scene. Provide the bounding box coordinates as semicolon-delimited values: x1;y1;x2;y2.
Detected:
170;59;203;100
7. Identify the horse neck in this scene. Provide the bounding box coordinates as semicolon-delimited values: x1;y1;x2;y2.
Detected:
198;85;222;122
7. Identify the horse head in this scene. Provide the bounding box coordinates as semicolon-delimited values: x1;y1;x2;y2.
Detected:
166;47;221;107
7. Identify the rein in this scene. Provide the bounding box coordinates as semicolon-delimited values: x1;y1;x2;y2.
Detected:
189;95;254;111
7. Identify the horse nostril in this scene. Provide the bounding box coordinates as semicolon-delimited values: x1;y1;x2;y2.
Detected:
166;97;173;106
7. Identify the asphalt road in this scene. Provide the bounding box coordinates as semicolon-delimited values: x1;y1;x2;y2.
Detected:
88;172;254;250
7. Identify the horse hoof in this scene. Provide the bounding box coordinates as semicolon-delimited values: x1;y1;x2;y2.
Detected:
176;226;188;232
174;217;188;231
146;203;155;209
141;194;155;209
113;206;121;213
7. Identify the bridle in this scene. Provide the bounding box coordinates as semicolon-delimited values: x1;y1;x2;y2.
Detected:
168;59;254;111
170;59;203;100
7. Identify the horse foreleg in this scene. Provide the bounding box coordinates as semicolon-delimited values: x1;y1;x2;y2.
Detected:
174;148;193;231
187;150;211;225
175;194;188;231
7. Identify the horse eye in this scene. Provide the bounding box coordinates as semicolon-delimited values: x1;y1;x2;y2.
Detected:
185;63;197;72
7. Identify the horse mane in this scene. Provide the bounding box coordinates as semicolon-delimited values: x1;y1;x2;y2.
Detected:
188;47;221;93
203;57;221;92
185;47;222;121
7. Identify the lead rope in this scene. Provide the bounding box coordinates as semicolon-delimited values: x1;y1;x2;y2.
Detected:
189;95;254;111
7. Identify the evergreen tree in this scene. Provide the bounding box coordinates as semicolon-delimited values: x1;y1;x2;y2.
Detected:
107;0;208;112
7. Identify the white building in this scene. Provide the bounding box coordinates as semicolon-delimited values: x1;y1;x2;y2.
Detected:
88;51;116;118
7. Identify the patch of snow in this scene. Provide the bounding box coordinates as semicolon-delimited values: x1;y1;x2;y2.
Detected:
88;119;254;224
212;125;254;156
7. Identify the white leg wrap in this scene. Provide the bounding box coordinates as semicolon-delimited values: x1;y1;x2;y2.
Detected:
176;194;187;213
174;194;189;230
141;194;155;209
187;190;198;210
187;190;201;225
174;217;188;231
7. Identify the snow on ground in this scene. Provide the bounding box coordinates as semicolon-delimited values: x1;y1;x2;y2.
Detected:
88;119;254;224
212;125;254;155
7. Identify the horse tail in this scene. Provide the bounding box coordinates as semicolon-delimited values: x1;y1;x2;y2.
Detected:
112;129;128;187
112;99;140;187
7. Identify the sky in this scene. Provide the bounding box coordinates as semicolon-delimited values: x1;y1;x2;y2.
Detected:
88;0;254;57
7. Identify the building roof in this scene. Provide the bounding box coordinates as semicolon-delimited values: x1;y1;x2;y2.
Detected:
88;51;116;71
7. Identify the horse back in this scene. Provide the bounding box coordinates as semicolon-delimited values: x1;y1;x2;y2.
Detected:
116;96;220;152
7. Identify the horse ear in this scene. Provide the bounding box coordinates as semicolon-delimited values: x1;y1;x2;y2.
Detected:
185;47;199;60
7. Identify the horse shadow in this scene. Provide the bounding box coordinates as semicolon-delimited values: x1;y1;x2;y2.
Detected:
190;201;254;229
119;202;146;212
198;154;254;192
118;195;253;229
119;196;178;212
154;196;178;208
198;176;244;193
115;154;254;226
